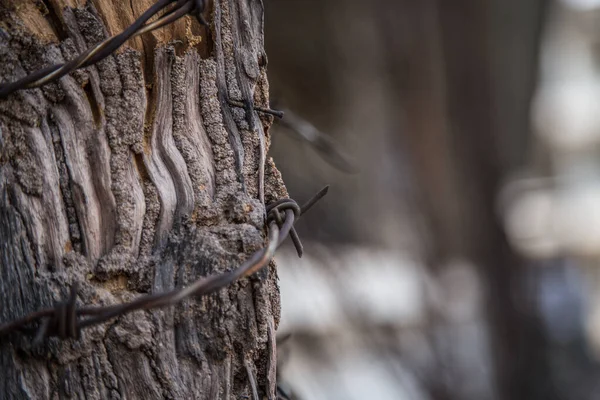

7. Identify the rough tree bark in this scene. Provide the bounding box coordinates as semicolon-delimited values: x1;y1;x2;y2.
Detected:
0;0;284;398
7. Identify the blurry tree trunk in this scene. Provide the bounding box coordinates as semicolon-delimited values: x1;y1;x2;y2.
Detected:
397;1;552;399
0;0;282;398
390;1;551;398
435;2;552;399
266;0;550;399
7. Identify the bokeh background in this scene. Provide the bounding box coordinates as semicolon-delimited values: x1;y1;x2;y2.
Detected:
262;0;600;399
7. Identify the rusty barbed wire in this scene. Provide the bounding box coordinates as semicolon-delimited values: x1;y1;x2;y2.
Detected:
0;186;329;341
0;0;206;99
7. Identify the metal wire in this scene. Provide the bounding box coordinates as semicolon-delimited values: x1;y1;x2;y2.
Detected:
0;0;206;99
0;187;329;341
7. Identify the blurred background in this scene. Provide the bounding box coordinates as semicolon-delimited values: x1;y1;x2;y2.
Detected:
264;0;600;399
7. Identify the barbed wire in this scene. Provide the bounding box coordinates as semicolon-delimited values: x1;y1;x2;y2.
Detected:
0;186;328;341
0;0;326;342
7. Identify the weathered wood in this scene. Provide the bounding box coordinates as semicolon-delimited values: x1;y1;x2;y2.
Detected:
0;0;284;398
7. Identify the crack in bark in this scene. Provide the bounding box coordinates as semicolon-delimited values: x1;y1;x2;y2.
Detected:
49;114;83;253
39;0;69;40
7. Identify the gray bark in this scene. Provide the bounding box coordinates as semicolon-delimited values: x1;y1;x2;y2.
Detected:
0;1;283;398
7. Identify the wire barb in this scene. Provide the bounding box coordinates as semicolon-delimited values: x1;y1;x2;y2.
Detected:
228;99;285;119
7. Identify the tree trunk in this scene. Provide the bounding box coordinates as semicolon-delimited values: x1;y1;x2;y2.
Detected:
0;0;283;398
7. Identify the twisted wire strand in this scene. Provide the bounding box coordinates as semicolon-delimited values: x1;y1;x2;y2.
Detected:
0;187;329;341
0;0;205;99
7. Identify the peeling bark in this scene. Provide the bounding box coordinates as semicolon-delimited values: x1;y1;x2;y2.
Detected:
0;0;284;398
